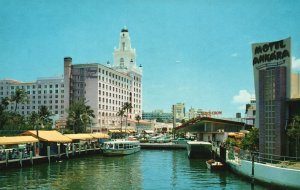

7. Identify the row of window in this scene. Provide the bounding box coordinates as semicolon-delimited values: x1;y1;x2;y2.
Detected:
18;110;64;115
12;104;64;110
7;83;63;90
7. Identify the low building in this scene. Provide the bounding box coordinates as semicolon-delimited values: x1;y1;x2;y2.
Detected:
142;110;172;122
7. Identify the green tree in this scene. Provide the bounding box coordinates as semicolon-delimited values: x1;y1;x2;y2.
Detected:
122;102;132;132
135;115;141;133
11;88;29;113
287;115;300;157
67;100;95;133
117;109;125;132
240;128;259;152
0;97;10;129
38;105;53;129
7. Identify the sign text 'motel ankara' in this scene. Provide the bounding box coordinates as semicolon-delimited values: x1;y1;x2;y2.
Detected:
252;37;291;66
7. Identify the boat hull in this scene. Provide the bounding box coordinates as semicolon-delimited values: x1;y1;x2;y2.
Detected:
206;160;225;170
187;141;212;158
103;147;140;156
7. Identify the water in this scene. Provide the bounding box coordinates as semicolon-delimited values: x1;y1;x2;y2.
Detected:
0;150;268;190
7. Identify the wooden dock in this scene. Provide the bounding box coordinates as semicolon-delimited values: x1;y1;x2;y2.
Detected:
0;147;102;170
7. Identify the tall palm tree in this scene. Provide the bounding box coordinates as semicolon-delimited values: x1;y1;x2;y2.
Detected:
67;99;95;133
11;88;28;113
0;97;10;129
123;102;132;132
135;115;141;134
117;109;125;132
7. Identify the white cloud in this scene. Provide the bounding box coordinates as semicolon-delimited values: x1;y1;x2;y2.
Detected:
231;53;238;57
232;90;254;104
292;56;300;71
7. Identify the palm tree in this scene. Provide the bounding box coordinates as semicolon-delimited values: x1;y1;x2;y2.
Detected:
0;97;10;129
1;97;10;108
11;88;28;113
135;115;141;133
67;99;95;133
117;109;125;132
123;102;132;133
38;105;53;128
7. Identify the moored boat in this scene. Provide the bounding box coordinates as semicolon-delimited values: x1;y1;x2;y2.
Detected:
206;159;225;170
102;139;140;156
187;141;212;158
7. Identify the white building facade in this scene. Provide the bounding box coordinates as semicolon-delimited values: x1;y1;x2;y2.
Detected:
64;28;142;131
0;77;65;117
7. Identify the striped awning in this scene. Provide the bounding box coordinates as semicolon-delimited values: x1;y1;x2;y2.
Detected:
0;136;39;145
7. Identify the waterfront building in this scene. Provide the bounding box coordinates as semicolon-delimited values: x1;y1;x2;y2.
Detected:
252;37;291;157
172;103;185;121
64;28;142;132
0;76;65;119
142;109;172;122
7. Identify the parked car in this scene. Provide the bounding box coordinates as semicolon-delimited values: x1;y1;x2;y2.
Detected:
172;138;189;144
156;136;172;143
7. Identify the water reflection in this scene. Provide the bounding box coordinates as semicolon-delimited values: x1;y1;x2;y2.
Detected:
0;150;268;190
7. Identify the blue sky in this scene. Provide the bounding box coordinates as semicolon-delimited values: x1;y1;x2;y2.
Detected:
1;0;300;117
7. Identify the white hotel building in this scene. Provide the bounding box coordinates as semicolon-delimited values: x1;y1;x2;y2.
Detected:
0;77;65;117
64;28;143;131
0;28;142;131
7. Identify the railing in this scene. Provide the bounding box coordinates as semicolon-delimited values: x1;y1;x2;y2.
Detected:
227;147;300;169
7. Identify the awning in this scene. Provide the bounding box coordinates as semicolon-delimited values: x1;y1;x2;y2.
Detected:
109;130;121;133
64;134;94;140
21;130;72;143
126;129;136;133
0;136;38;145
90;133;110;139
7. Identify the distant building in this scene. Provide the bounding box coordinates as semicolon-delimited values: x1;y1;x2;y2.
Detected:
64;28;142;131
142;110;172;122
188;107;202;119
245;98;256;126
0;77;65;118
172;103;185;121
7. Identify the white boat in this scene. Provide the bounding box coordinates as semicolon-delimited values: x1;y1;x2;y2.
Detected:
102;139;140;156
187;141;212;158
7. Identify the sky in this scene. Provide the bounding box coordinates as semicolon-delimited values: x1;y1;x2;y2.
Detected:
1;0;300;117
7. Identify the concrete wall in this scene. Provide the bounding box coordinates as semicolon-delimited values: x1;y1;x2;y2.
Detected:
227;159;300;189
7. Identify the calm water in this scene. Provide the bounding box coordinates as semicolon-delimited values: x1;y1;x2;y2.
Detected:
0;150;268;190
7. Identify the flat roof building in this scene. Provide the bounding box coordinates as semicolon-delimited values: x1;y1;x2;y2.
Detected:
0;76;65;118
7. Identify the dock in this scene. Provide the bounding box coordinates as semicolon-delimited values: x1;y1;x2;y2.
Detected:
0;147;102;170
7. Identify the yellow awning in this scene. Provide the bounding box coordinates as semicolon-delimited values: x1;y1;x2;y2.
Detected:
64;134;94;140
0;136;38;145
90;133;110;139
109;130;121;133
21;130;72;143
